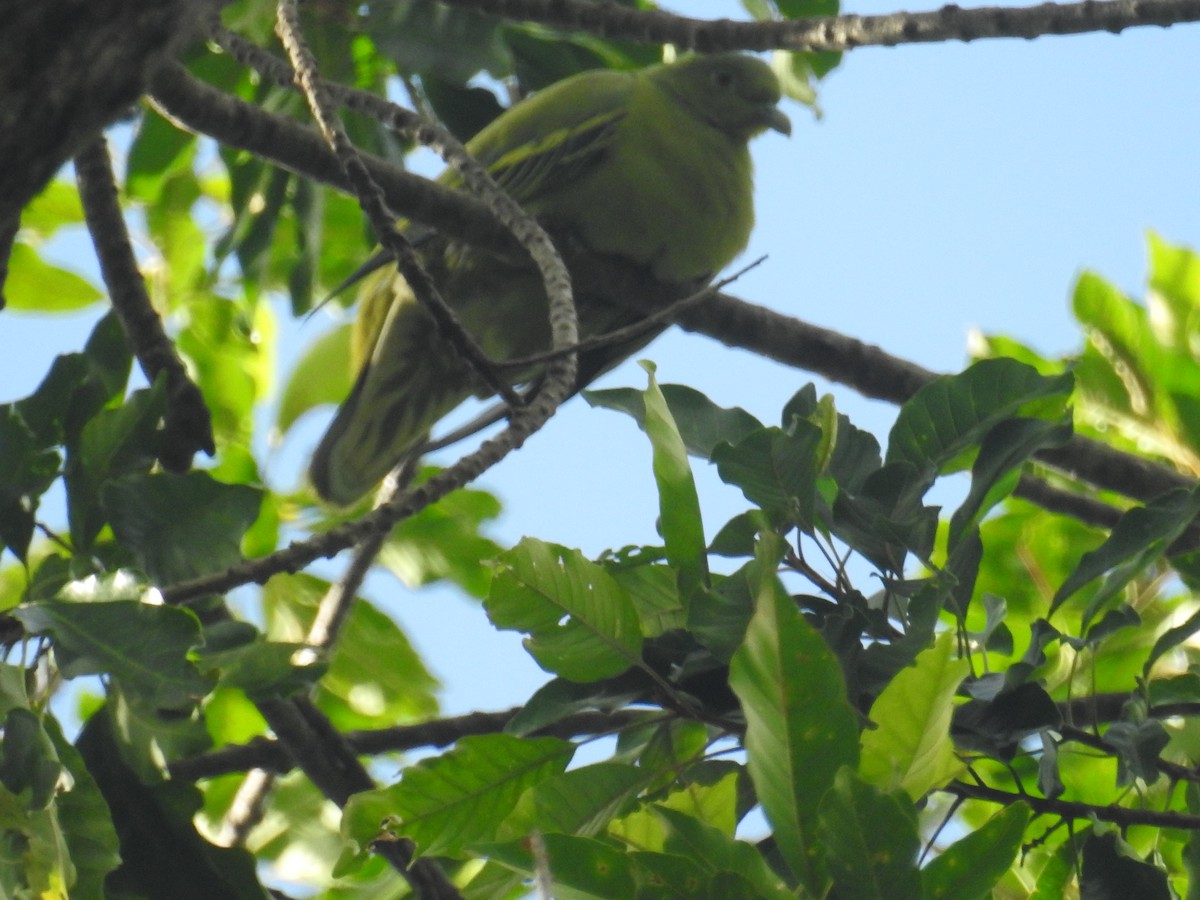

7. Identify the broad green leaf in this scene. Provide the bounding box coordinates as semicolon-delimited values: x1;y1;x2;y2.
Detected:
3;242;103;311
819;769;921;900
13;599;210;710
887;358;1073;473
18;179;85;239
370;0;511;81
639;363;708;600
728;534;859;888
1146;605;1200;675
342;734;573;858
1080;830;1171;899
859;632;968;800
378;473;504;599
45;715;121;897
714;423;821;527
1147;233;1200;347
783;385;884;494
275;324;353;438
607;563;685;637
947;417;1073;553
830;462;939;572
1051;486;1200;621
483;833;634;898
0;784;72;898
263;573;439;728
0;407;60;560
102;471;262;585
498;762;646;841
487;538;642;681
922;802;1029;899
193;639;325;700
65;381;165;551
127;108;199;203
1105;718;1170;786
655;806;794;900
586;383;763;459
0;709;62;811
502;676;648;737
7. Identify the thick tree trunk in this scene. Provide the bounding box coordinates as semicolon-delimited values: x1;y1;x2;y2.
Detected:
0;0;216;229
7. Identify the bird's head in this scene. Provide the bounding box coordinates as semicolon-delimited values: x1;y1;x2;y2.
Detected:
654;53;792;142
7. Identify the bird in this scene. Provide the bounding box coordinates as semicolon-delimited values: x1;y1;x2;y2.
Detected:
309;53;790;505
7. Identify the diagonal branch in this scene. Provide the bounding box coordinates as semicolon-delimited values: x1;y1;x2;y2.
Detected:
74;137;215;472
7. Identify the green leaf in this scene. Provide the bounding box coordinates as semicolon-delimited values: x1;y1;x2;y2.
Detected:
887;358;1073;474
486;538;643;681
263;573;439;728
1105;718;1170;786
275;323;353;438
859;632;968;800
498;762;646;840
65;381;165;551
502;676;646;737
655;806;794;900
607;563;685;637
342;734;573;858
0;709;62;810
378;471;504;599
483;833;635;897
922;802;1029;899
0;407;60;560
369;0;511;81
44;715;121;897
193;639;325;701
714;423;821;527
102;471;262;584
13;598;210;710
947;416;1073;553
728;535;859;888
3;242;103;311
18;179;85;239
586;383;763;459
830;462;938;571
1051;486;1200;621
1080;829;1171;900
1147;233;1200;344
127;107;198;203
819;769;921;900
639;364;709;600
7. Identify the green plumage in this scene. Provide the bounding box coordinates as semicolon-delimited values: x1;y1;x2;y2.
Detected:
310;53;789;504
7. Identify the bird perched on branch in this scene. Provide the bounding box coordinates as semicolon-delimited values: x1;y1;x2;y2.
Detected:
310;53;790;504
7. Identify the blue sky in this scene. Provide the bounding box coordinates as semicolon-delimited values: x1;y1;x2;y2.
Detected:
5;1;1199;716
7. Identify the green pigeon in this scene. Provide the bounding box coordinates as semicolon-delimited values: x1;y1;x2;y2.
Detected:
310;53;790;504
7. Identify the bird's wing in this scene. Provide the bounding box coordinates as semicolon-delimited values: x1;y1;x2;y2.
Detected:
453;68;636;208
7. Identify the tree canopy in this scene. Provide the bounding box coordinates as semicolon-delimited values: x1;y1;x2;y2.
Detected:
3;1;1200;898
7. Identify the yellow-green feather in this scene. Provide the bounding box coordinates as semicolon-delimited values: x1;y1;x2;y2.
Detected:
310;54;787;504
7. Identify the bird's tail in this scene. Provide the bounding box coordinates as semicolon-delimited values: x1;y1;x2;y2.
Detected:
309;298;471;505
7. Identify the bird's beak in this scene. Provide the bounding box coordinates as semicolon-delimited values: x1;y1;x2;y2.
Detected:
765;107;792;137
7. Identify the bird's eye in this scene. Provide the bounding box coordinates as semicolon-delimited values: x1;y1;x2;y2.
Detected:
713;69;734;89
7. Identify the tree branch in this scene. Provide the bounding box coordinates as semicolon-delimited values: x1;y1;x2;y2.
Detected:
169;708;642;781
439;0;1200;51
74;136;215;471
0;0;215;255
945;778;1200;829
